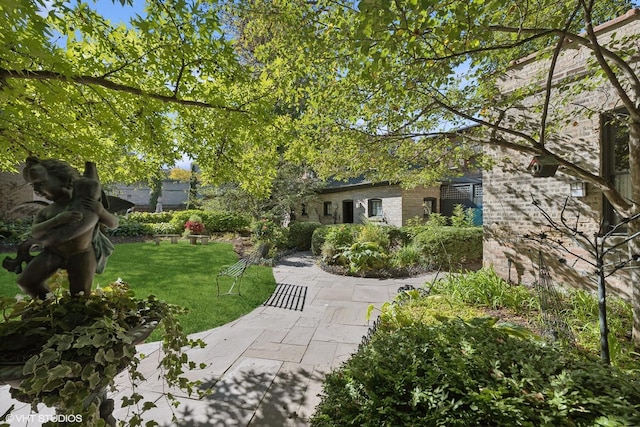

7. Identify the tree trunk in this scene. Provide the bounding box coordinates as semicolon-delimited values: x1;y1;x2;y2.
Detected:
630;219;640;343
629;120;640;343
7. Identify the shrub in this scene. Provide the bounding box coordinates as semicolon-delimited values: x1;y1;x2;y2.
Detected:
311;318;640;427
374;291;484;332
431;267;538;314
390;244;422;268
356;223;391;250
451;204;476;228
412;226;482;268
184;214;205;236
386;226;411;248
148;222;181;234
127;211;173;224
253;218;278;242
170;210;250;234
105;217;153;237
425;212;448;227
321;225;359;263
340;242;387;274
311;226;330;256
206;211;251;232
287;221;322;251
0;219;32;243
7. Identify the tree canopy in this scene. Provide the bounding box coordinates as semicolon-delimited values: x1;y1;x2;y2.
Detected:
1;0;634;197
1;0;289;195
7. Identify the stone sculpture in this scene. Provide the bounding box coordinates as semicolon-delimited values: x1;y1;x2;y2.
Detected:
3;157;118;298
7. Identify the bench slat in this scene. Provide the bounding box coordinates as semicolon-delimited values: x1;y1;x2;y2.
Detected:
216;244;269;296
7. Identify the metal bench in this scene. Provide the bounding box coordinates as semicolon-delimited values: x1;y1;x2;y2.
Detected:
216;244;269;296
154;234;181;245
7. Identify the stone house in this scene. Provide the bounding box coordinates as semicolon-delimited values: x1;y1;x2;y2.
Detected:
483;10;640;299
296;173;482;227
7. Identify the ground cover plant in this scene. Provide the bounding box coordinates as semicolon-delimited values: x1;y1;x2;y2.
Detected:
0;241;276;339
311;318;640;427
312;269;640;426
0;267;209;426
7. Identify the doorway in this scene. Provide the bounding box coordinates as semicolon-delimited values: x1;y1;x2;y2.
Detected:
342;200;354;223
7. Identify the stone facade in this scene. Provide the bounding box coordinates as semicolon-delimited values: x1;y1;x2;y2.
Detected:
483;10;640;300
297;182;441;227
0;169;34;220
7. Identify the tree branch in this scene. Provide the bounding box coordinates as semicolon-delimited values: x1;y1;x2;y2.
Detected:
0;68;248;113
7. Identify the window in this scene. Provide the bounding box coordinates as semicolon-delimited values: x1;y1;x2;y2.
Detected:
368;198;383;217
423;197;436;218
602;110;631;230
323;201;333;216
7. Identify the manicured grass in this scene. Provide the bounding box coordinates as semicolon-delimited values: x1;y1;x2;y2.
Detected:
0;241;277;338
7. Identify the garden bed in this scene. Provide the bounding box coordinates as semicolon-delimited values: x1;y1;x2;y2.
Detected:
319;258;483;278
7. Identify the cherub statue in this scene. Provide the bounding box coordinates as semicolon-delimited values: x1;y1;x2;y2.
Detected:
4;157;119;299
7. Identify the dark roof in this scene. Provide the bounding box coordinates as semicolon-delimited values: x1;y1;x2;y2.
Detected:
319;177;392;194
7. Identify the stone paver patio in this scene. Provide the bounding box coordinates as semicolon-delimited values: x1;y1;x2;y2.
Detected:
1;252;435;426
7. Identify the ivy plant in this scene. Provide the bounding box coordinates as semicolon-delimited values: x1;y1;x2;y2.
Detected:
0;272;207;426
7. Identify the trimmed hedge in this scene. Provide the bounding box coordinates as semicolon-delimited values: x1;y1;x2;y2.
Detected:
286;221;322;251
311;226;331;256
126;211;174;224
169;210;251;234
311;318;640;426
412;226;482;268
105;217;153;237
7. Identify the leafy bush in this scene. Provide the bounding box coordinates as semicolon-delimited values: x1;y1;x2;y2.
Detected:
562;288;634;367
386;226;411;247
451;204;476;227
0;276;206;425
148;222;181;234
105;217;153;237
340;242;387;274
251;218;293;252
431;268;538;314
311;226;331;256
0;219;32;243
356;223;391;250
321;225;359;263
373;290;484;332
425;212;448;227
287;221;322;251
412;226;482;268
126;211;174;224
206;211;251;232
170;210;250;234
311;318;640;427
252;218;278;243
390;244;422;268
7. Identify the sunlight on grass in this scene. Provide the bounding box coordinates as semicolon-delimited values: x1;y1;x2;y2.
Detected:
0;241;277;338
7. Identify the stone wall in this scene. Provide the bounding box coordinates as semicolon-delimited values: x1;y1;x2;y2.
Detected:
0;170;34;220
109;180;189;211
483;10;640;299
300;184;441;227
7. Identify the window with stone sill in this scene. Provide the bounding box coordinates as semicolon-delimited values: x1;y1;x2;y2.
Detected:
601;109;631;232
323;201;333;217
368;198;383;217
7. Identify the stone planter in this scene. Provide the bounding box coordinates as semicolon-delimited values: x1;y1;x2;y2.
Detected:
0;319;159;426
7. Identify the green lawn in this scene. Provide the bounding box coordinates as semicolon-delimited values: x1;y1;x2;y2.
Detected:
0;241;277;337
